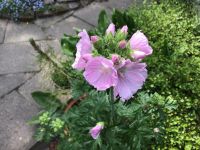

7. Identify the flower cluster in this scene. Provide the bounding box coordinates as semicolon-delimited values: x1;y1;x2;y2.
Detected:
72;23;153;101
0;0;44;20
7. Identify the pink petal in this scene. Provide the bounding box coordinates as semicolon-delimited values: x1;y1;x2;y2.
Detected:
106;23;115;35
72;30;92;70
84;57;118;91
130;31;153;59
131;50;146;60
114;61;147;101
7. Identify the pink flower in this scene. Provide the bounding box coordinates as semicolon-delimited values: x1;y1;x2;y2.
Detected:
84;57;118;91
119;40;127;49
91;35;99;43
114;60;147;101
90;122;104;139
120;25;128;34
106;23;115;35
72;30;92;70
130;31;153;60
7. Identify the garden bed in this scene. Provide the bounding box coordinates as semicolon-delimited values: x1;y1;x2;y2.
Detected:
26;0;200;149
0;0;106;21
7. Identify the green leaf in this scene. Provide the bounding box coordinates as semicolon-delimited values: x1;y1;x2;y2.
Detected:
28;111;44;125
97;10;110;34
32;91;61;112
61;35;79;57
112;9;136;33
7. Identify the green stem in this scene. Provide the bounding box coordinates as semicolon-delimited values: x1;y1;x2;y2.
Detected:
109;88;115;125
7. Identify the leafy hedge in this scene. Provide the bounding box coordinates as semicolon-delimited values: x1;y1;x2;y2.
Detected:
112;0;200;149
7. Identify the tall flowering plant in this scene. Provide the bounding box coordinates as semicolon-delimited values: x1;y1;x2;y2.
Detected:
30;11;176;149
72;23;153;138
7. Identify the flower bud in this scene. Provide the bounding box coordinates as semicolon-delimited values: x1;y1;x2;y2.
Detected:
120;25;128;34
90;35;99;43
89;122;104;139
106;23;115;35
111;54;120;64
119;40;127;49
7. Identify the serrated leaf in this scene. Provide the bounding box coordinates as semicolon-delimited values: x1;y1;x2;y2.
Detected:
61;35;79;57
32;91;61;112
97;10;110;34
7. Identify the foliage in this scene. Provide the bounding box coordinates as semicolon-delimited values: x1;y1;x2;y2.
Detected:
30;91;65;142
30;0;200;149
0;0;44;20
31;22;174;148
31;88;176;149
112;0;200;149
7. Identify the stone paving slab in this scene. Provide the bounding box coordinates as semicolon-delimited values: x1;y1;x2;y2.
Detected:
0;91;39;150
74;2;111;26
0;73;33;98
44;16;92;40
0;19;7;44
19;72;55;103
102;0;133;10
36;39;61;55
34;11;73;28
0;42;40;74
4;21;46;43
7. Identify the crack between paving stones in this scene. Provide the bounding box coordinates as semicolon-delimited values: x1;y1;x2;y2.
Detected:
39;11;74;30
1;20;9;44
0;70;40;76
3;37;51;44
0;72;38;99
72;15;96;27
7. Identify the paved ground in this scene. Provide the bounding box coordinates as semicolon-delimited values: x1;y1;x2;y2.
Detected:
0;0;133;150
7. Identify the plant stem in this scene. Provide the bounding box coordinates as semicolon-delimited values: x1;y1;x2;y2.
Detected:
109;87;115;125
29;38;81;80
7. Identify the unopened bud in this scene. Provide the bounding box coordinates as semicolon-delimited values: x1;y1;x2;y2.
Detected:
119;40;127;49
91;36;99;43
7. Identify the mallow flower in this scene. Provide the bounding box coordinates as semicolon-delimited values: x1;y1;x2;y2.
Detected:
130;31;153;60
114;60;147;101
106;23;115;35
72;30;92;70
83;57;118;91
89;122;104;139
72;24;152;101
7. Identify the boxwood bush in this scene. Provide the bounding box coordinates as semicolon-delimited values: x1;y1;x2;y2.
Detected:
112;0;200;149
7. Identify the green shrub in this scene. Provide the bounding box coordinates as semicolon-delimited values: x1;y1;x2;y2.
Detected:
112;0;200;149
31;89;176;149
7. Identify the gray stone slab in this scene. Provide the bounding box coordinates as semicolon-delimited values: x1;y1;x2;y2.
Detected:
102;0;133;10
0;20;7;44
44;16;92;40
36;39;61;55
34;11;73;28
4;21;46;43
0;73;33;98
0;42;40;74
19;72;55;103
0;91;39;150
74;2;111;26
